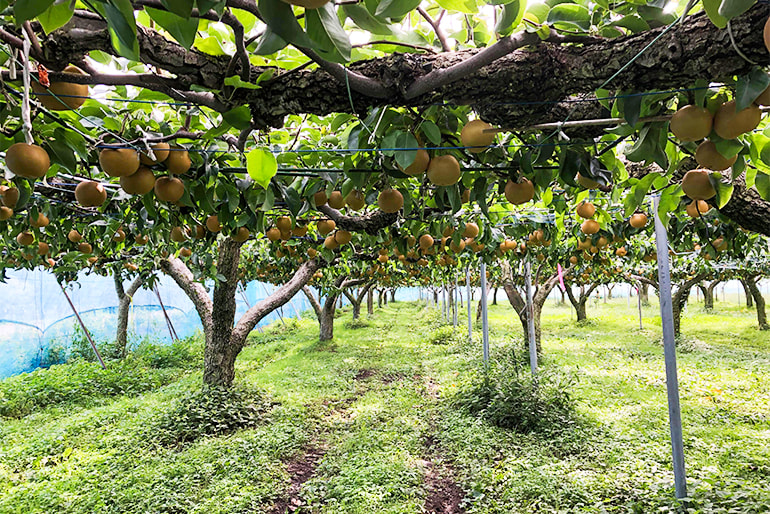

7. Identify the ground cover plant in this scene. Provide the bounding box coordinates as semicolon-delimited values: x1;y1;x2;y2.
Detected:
0;297;767;513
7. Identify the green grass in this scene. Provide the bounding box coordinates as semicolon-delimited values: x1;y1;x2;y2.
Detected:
1;295;769;513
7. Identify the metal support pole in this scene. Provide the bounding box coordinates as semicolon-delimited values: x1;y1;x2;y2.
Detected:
653;195;688;500
524;259;538;376
453;275;459;327
60;283;106;369
466;266;472;341
480;262;489;364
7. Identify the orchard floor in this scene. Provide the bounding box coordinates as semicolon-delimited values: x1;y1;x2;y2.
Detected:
1;294;769;513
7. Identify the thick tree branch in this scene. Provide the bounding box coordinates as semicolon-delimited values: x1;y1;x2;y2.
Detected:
159;255;213;330
231;258;321;344
318;205;399;235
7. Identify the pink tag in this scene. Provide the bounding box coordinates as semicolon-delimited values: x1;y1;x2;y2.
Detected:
557;264;566;292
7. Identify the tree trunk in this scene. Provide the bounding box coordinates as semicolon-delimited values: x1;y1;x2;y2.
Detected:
378;289;384;308
319;294;338;341
743;276;769;330
161;239;320;387
639;283;650;305
114;273;143;357
565;285;586;322
390;289;396;302
704;280;719;311
740;278;754;308
492;287;498;305
367;288;373;315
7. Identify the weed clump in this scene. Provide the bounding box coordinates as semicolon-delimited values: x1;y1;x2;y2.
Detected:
152;386;275;445
428;325;461;345
343;317;370;329
452;358;582;435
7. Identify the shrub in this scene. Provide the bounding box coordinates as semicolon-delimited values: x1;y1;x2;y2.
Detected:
152;385;276;445
0;357;179;418
452;359;582;435
133;336;203;369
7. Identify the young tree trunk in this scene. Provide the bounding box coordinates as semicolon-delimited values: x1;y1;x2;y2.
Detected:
740;278;754;308
492;286;498;305
743;275;769;330
161;239;320;387
114;273;143;358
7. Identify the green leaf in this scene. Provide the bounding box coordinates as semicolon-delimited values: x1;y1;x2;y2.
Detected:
735;69;770;111
254;27;287;55
375;0;421;19
146;7;198;49
247;149;277;189
436;0;478;14
258;0;313;48
37;0;73;34
100;0;141;61
420;120;442;146
547;4;591;31
495;0;525;35
714;137;744;159
162;0;193;18
196;0;226;15
224;75;261;90
393;132;419;170
755;172;770;200
223;106;252;130
712;175;734;208
718;0;757;20
703;0;728;28
14;0;55;24
612;15;649;33
342;5;393;35
306;4;351;62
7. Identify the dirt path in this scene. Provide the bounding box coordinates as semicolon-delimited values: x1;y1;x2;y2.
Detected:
422;434;465;514
269;368;377;513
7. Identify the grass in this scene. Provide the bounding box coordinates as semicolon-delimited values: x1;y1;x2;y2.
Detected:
0;293;768;513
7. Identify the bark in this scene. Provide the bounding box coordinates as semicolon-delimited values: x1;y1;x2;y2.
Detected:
160;239;320;387
739;278;754;308
492;287;498;305
742;275;769;330
114;273;143;357
378;289;383;308
19;5;770;130
319;293;338;342
367;288;373;316
390;289;396;302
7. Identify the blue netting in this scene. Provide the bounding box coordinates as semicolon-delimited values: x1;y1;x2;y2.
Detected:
0;269;323;379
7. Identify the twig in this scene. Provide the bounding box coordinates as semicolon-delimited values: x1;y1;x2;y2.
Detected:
417;7;451;52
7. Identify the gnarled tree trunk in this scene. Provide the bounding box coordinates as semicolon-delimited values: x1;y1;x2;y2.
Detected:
565;283;599;322
161;238;320;387
343;281;375;320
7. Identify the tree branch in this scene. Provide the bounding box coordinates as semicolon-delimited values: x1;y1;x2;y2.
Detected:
318;205;399;235
302;285;322;319
417;6;451;52
404;30;541;99
231;258;321;344
159;256;213;332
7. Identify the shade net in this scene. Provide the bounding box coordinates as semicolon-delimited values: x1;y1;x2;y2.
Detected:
0;269;322;379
